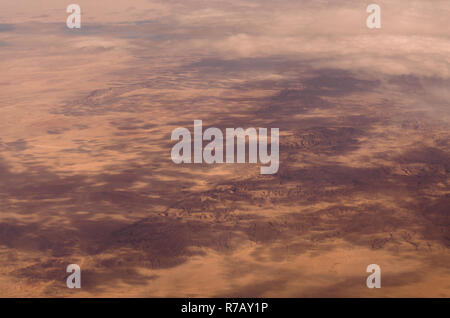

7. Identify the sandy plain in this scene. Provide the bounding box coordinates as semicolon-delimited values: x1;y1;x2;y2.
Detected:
0;0;449;297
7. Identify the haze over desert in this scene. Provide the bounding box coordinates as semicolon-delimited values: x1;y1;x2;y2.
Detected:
0;0;449;297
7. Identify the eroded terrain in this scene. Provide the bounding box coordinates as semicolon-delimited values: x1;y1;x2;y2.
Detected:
0;0;449;297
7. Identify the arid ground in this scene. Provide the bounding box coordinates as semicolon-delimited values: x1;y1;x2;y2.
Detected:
0;0;449;297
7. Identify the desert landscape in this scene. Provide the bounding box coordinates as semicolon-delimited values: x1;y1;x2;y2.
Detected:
0;0;449;297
